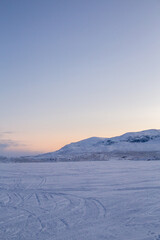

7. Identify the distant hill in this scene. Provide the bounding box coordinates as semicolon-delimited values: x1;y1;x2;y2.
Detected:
2;129;160;162
30;129;160;162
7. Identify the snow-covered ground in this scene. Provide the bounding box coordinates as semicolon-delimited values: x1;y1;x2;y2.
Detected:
0;160;160;240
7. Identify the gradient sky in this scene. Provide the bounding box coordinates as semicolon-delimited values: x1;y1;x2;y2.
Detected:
0;0;160;156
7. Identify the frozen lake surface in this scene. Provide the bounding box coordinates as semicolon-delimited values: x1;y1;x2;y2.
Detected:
0;160;160;240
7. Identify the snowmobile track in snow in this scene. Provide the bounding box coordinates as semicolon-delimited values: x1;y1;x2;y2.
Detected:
1;161;160;240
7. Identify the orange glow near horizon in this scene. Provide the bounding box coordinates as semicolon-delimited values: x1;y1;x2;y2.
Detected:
6;123;160;155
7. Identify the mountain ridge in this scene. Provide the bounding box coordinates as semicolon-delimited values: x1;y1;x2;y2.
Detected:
35;129;160;160
2;129;160;162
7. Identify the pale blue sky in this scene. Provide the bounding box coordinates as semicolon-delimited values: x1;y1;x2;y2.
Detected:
0;0;160;156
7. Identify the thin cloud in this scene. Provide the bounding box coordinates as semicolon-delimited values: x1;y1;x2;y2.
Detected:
0;131;14;137
2;131;14;134
0;138;30;157
0;131;23;149
0;132;39;157
0;139;23;149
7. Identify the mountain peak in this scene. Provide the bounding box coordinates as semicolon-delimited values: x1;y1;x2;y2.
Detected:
36;129;160;160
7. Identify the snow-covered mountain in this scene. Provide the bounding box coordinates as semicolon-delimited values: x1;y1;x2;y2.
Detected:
33;129;160;161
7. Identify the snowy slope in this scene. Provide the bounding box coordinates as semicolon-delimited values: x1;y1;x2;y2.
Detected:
36;129;160;160
1;161;160;239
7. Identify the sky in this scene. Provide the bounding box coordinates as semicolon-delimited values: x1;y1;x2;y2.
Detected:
0;0;160;156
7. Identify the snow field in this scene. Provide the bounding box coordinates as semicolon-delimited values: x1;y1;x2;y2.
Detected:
0;160;160;239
